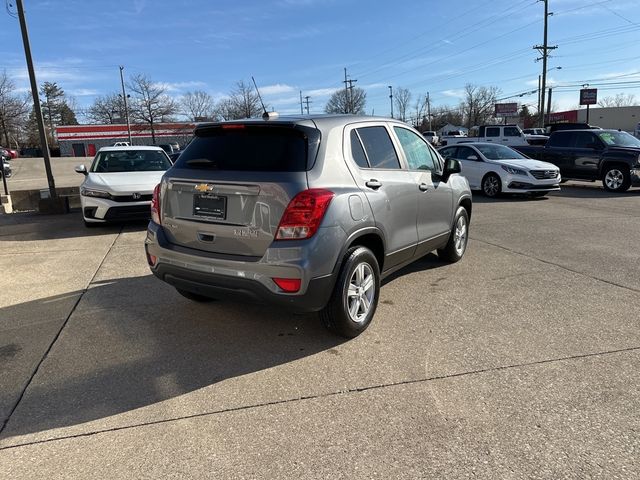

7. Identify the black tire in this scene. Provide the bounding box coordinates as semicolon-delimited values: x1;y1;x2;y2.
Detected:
320;246;380;338
481;173;502;197
602;164;631;192
530;192;547;198
175;288;216;303
437;207;469;263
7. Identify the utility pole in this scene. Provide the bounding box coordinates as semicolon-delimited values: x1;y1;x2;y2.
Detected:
546;87;553;125
119;66;132;144
426;92;432;130
537;75;542;116
304;96;312;115
16;0;57;200
347;78;357;114
299;91;304;114
343;68;349;114
534;0;557;128
388;86;393;118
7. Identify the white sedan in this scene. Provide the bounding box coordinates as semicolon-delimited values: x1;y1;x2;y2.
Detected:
75;146;172;227
438;143;561;198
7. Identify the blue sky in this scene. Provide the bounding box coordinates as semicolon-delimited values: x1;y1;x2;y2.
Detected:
1;0;639;121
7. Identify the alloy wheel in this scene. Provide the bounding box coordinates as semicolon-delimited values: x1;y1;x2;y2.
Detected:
346;262;375;323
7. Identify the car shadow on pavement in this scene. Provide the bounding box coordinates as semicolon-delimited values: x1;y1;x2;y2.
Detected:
552;185;640;199
471;194;549;204
0;211;148;241
0;275;344;439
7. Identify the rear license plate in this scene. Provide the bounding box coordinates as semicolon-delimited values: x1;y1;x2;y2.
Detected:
193;194;226;220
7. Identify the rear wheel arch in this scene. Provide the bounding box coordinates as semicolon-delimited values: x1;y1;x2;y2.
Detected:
338;229;385;274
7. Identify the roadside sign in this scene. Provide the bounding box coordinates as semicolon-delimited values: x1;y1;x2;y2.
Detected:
494;103;518;116
579;89;597;105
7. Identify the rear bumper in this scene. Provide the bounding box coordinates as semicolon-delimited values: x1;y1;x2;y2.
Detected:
152;263;334;312
145;221;340;312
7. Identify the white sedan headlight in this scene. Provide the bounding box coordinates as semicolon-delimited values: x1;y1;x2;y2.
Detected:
81;187;111;199
501;165;528;176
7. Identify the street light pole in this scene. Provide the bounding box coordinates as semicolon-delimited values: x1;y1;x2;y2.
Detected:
388;86;393;118
119;66;132;144
15;0;57;200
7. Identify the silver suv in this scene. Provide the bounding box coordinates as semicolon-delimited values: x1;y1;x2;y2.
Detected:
145;114;472;337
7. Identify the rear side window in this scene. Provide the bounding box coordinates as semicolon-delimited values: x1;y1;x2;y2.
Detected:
504;127;521;137
356;126;401;169
486;127;500;137
174;125;312;171
350;130;370;168
548;132;572;147
572;132;598;148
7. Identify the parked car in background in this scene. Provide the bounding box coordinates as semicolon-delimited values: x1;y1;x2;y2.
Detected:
439;143;560;198
523;128;546;135
145;114;472;338
422;131;439;146
75;146;173;227
515;129;640;192
545;123;600;134
1;146;18;159
1;152;11;179
159;143;179;154
112;141;130;147
440;125;547;147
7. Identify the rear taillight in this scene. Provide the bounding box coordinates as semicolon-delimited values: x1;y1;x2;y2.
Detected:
276;189;334;240
151;183;161;225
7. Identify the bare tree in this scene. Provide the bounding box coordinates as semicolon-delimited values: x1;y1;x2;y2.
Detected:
213;81;263;121
394;87;412;122
431;105;464;131
459;84;500;129
87;93;125;124
128;74;178;143
0;71;30;148
181;90;216;121
597;93;638;108
413;94;428;128
325;87;367;114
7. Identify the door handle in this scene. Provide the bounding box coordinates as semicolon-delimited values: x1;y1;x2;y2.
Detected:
418;183;429;192
365;179;382;190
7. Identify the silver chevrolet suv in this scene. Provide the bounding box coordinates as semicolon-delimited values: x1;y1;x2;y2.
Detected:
145;114;472;337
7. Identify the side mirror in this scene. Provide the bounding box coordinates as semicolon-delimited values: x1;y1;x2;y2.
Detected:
440;158;461;182
75;164;88;175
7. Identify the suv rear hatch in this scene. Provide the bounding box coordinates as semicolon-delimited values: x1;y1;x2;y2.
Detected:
160;122;320;258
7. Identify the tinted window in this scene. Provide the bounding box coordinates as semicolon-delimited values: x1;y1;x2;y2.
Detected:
91;150;172;173
457;146;478;160
504;126;521;137
175;125;310;171
394;127;435;171
547;131;572;147
573;132;598;149
350;130;370;168
486;127;500;137
439;147;457;159
356;126;401;169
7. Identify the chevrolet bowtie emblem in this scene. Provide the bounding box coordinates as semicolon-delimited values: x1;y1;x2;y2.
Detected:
194;183;213;192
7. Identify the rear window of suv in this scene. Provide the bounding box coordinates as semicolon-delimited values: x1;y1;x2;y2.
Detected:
174;125;317;171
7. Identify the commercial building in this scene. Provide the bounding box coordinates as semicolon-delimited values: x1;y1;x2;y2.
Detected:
548;106;640;133
56;122;196;156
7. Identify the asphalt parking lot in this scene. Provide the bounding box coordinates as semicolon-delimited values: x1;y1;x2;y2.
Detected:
0;185;639;479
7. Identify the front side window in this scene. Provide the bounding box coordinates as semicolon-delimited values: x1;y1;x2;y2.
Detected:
356;126;401;169
486;127;500;138
91;150;172;173
504;126;522;137
394;127;435;171
573;132;599;149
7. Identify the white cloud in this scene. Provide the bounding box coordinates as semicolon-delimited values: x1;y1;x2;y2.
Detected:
307;87;340;97
441;89;465;99
260;84;296;96
153;81;208;92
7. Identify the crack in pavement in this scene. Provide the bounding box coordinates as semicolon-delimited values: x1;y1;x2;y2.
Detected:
0;228;123;436
471;237;640;294
1;344;638;452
